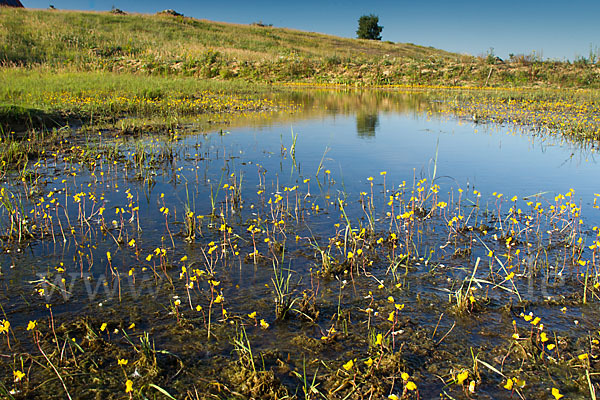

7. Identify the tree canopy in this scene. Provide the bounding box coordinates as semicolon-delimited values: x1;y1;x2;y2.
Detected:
356;14;383;40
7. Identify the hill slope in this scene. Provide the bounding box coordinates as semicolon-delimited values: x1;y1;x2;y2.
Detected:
1;8;599;88
0;8;463;65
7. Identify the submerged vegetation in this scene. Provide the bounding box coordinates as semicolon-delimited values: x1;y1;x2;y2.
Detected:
0;89;599;398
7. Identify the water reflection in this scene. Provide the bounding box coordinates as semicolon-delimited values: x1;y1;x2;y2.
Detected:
356;113;379;138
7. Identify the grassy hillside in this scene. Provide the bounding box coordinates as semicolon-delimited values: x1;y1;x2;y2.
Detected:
0;8;460;63
2;7;598;88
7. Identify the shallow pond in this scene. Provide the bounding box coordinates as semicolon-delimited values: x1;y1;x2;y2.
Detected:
0;89;599;399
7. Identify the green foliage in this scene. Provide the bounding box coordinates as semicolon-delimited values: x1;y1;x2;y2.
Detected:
356;14;383;41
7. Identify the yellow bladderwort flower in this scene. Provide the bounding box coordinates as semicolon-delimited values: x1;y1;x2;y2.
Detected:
503;378;514;390
125;379;133;393
456;370;469;385
552;387;564;399
401;372;410;381
260;319;270;329
100;322;107;332
27;320;37;331
406;381;417;391
0;319;10;334
342;359;354;371
248;311;257;319
375;333;383;345
387;311;395;322
364;357;374;367
13;370;25;382
118;358;128;366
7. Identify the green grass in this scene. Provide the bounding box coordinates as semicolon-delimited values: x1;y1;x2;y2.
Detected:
2;8;598;89
0;8;459;66
0;69;287;132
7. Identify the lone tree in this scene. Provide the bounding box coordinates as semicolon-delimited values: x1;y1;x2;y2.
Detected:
356;14;383;40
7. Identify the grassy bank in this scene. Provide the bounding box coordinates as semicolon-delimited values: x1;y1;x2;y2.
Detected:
0;69;291;132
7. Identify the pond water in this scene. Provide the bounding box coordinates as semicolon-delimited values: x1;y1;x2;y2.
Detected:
1;90;599;399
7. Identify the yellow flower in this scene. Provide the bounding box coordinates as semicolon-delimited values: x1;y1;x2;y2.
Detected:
547;343;556;350
118;358;128;366
106;251;111;261
552;387;564;399
388;395;399;400
100;322;107;332
578;353;589;360
125;379;133;393
387;311;395;322
375;333;383;346
364;358;374;367
406;381;417;391
196;305;203;312
401;372;410;381
456;370;469;385
248;311;257;319
503;378;514;390
0;319;10;334
342;359;354;371
260;319;270;329
13;370;25;382
27;320;37;331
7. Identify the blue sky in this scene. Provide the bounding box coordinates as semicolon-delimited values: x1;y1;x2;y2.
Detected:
22;0;600;61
